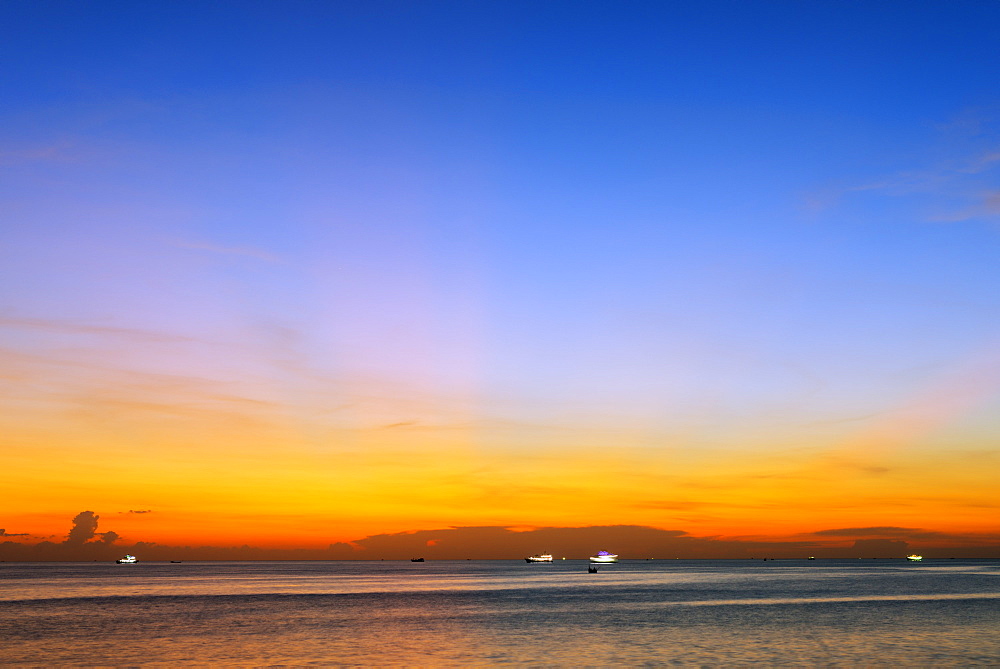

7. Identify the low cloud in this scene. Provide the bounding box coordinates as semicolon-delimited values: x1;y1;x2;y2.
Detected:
2;514;998;562
64;511;100;545
812;526;989;546
850;539;910;557
99;531;120;545
815;526;918;537
328;525;813;560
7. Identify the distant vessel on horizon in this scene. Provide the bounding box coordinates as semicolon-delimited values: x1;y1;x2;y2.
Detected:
589;551;618;563
525;554;554;563
116;554;137;564
410;557;425;562
906;554;923;561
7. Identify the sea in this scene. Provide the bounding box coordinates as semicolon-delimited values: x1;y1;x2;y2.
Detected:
2;558;998;666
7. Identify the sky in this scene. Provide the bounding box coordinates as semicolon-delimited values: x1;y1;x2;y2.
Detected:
2;0;999;559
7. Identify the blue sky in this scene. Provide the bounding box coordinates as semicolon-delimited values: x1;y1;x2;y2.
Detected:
4;0;999;415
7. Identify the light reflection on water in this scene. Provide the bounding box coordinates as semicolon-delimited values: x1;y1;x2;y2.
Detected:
2;559;998;666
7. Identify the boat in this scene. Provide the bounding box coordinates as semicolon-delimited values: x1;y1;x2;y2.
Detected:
115;554;137;564
525;554;554;563
410;557;425;562
589;550;618;563
906;554;923;561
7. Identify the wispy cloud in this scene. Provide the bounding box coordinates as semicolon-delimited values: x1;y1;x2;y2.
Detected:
170;239;280;263
958;150;1000;175
0;315;194;343
0;141;79;165
379;420;419;429
927;188;1000;223
807;110;1000;223
631;500;721;511
815;526;919;537
822;338;1000;461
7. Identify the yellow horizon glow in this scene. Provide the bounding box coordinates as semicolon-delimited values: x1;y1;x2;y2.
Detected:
4;399;997;549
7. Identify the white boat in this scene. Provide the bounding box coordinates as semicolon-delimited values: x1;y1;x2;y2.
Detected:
116;554;137;564
589;551;618;563
906;554;923;561
525;554;554;563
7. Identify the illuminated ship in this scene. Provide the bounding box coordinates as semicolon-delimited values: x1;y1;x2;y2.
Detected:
906;554;923;561
589;551;618;563
525;554;554;563
116;554;137;564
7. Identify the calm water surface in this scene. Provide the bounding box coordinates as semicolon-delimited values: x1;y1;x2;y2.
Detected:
2;559;998;666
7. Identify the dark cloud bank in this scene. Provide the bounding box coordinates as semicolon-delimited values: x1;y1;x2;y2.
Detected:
2;513;997;561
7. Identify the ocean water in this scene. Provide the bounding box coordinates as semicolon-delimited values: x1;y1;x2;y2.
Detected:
2;559;998;666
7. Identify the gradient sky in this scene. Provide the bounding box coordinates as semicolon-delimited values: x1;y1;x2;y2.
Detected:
2;0;999;556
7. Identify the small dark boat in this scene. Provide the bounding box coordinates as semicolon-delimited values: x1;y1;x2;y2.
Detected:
410;557;425;562
170;560;182;563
